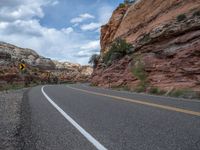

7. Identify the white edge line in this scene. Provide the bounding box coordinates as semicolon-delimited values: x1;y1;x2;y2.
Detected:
41;86;107;150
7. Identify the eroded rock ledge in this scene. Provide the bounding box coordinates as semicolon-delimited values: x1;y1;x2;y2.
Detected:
91;0;200;92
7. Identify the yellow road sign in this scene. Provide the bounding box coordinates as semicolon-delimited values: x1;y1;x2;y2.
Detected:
19;63;26;70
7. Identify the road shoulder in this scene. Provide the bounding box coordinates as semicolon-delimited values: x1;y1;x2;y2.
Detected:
0;89;27;150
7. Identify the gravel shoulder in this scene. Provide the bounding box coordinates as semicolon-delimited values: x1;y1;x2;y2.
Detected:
0;88;29;150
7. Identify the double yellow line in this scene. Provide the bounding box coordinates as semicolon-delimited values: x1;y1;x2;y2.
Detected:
67;86;200;117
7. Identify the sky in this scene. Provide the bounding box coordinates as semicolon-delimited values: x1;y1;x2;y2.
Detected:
0;0;123;64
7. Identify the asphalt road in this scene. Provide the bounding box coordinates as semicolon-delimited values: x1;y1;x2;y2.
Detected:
22;84;200;150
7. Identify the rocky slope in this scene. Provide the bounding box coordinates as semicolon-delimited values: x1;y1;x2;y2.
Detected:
0;42;92;87
0;42;55;70
91;0;200;93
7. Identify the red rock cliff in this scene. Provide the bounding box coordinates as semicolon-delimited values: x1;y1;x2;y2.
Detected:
91;0;200;92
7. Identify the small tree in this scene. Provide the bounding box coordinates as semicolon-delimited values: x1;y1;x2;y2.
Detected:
132;56;148;92
124;0;130;4
89;54;100;68
124;0;136;4
177;14;186;22
103;38;133;64
119;3;126;8
193;10;200;17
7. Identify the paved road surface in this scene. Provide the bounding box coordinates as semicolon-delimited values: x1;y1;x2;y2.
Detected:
22;84;200;150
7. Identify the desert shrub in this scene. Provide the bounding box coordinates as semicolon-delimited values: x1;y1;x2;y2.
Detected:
140;34;151;44
60;80;74;84
169;89;200;99
90;82;98;87
134;84;147;93
53;76;59;84
89;54;100;68
121;85;130;91
103;38;133;64
132;57;149;92
32;68;39;72
169;89;184;97
193;10;200;17
177;14;187;22
119;3;125;8
132;60;147;82
124;0;135;4
149;87;160;94
149;87;166;95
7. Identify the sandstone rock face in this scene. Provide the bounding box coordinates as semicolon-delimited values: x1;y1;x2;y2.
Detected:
53;60;80;70
91;56;138;88
100;5;130;54
0;42;55;69
0;42;92;85
52;60;93;82
92;0;200;92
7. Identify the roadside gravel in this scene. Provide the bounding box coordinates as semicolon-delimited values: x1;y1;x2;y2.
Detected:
0;89;28;150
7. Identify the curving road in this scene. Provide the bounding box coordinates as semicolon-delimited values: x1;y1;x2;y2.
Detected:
21;84;200;150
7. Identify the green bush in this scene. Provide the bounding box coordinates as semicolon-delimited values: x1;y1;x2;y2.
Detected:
132;60;147;82
90;82;98;87
89;54;100;68
103;38;133;64
169;89;200;99
149;87;160;94
149;87;166;95
193;10;200;17
140;34;151;43
119;3;125;8
134;84;147;93
124;0;134;4
132;57;149;92
177;14;187;22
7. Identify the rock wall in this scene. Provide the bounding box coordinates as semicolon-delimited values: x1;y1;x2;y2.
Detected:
91;0;200;92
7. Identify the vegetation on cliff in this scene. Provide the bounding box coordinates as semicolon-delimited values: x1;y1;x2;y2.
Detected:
89;54;100;68
103;38;133;65
90;0;200;99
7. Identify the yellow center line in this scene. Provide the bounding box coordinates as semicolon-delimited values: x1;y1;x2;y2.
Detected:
67;86;200;117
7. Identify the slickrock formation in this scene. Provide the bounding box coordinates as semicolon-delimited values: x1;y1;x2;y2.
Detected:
0;42;92;87
91;0;200;92
0;42;55;70
52;60;93;82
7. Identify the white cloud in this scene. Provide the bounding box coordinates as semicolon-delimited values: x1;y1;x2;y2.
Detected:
75;40;100;59
0;22;9;29
61;27;74;34
0;0;92;64
0;19;90;63
0;4;44;21
80;22;101;31
70;13;95;24
51;0;59;6
0;1;114;64
80;40;100;50
0;0;60;22
78;5;113;32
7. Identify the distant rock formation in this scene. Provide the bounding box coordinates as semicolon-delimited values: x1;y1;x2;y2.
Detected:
0;42;55;70
0;42;92;86
91;0;200;92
